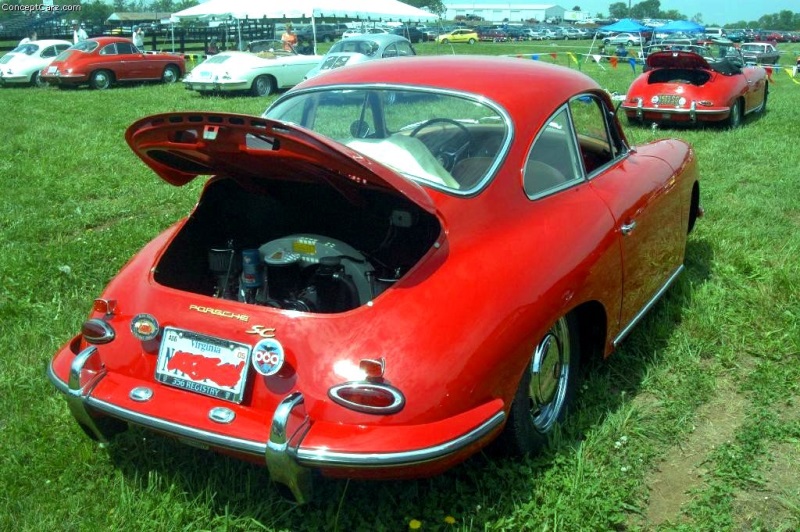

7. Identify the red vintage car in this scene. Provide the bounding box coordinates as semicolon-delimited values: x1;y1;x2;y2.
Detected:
40;37;185;90
47;56;702;502
622;44;768;127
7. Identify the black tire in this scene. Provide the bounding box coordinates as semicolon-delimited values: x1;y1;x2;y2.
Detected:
759;84;768;114
441;38;449;44
31;71;48;88
498;314;581;455
90;70;112;90
627;40;634;46
161;65;180;84
250;75;275;97
468;38;475;44
725;98;742;128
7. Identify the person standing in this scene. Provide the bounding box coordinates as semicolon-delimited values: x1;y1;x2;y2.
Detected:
19;31;37;45
281;24;297;51
73;22;88;44
133;25;145;49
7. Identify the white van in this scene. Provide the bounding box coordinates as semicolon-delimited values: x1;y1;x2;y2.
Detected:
705;27;726;39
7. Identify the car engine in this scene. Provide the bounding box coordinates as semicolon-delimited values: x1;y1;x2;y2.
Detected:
208;234;384;313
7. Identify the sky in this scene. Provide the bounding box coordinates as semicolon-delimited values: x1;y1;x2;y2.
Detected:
572;0;799;25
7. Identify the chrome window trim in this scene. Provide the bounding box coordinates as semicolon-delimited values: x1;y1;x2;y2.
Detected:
523;104;585;201
264;83;514;197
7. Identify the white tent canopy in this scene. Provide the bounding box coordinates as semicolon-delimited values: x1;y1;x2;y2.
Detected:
173;0;438;23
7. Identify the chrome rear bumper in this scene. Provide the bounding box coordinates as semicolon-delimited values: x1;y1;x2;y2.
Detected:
48;347;505;503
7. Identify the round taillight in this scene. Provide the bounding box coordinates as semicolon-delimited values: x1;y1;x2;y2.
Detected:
130;313;160;341
328;382;405;415
81;318;115;345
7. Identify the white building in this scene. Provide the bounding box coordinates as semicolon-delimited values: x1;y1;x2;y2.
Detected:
442;2;566;23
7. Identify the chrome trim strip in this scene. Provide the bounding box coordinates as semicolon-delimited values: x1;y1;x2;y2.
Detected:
622;105;726;116
84;396;268;455
293;410;506;468
613;265;684;347
47;362;70;395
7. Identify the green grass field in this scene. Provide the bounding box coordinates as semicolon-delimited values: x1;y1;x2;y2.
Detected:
2;41;800;530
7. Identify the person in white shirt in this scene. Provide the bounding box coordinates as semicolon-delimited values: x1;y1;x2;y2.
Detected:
133;26;145;48
19;31;37;46
73;23;88;44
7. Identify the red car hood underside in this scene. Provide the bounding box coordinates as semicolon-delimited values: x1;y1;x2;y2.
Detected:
646;50;710;70
125;112;436;214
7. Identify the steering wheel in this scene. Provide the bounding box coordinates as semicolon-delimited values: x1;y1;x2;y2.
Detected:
409;118;472;171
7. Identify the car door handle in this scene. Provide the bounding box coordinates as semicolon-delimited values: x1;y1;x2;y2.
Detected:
621;221;637;235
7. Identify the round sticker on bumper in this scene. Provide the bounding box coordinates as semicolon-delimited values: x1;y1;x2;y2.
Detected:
252;338;285;376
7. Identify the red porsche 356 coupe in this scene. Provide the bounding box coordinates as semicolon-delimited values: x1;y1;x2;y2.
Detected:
48;56;702;502
622;43;768;127
40;37;185;90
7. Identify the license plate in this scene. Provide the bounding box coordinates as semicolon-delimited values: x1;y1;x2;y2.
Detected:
47;66;57;74
155;327;251;403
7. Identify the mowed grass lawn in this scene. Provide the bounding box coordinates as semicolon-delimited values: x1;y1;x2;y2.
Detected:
1;41;800;530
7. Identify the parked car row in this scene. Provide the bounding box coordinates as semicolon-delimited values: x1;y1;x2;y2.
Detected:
2;37;186;90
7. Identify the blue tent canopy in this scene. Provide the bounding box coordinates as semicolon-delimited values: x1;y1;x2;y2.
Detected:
657;20;705;33
600;18;651;32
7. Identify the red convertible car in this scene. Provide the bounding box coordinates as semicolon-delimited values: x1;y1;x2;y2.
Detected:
48;56;702;502
40;37;185;90
622;43;768;127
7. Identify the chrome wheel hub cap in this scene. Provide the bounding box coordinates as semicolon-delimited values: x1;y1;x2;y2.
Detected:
528;320;570;432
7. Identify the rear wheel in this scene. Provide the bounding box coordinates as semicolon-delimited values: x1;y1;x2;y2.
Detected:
759;84;768;113
161;65;180;84
499;314;581;454
250;75;275;97
725;98;742;128
31;71;47;88
90;70;112;90
468;38;475;44
441;38;449;44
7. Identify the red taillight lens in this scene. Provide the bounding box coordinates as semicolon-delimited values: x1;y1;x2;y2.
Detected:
93;298;117;315
81;318;115;345
328;383;405;415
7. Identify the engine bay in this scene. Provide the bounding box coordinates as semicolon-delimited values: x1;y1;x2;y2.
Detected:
209;234;380;313
153;176;440;313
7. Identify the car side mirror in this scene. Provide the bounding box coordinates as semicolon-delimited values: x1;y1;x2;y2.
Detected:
349;120;372;138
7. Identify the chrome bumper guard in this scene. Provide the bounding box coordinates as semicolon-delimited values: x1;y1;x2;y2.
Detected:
64;346;115;442
49;351;505;503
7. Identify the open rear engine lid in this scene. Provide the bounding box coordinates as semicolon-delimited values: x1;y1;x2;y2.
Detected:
125;112;437;214
646;50;711;70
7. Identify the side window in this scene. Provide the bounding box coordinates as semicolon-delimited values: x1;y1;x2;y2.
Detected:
396;41;415;57
116;42;136;55
41;46;56;58
382;43;398;58
100;44;117;55
523;108;582;198
568;94;620;175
